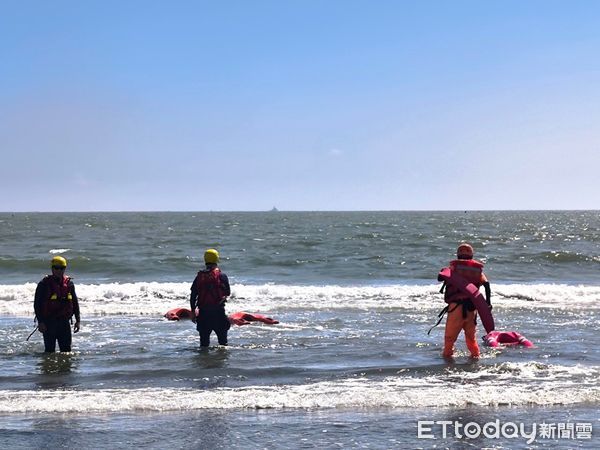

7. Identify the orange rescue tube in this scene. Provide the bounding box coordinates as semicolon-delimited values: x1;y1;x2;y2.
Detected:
164;308;194;320
228;312;279;326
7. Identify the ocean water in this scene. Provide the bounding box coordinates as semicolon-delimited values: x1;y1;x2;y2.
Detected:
0;211;599;449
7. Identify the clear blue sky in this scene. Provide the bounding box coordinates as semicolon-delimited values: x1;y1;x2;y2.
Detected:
1;1;599;211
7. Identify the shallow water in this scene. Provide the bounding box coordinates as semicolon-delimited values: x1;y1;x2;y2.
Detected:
0;211;598;448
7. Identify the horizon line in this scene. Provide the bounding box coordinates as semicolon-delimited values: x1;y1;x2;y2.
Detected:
1;209;599;214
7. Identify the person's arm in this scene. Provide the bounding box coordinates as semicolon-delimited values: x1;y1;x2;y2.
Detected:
190;278;198;322
220;273;231;298
33;281;47;332
71;282;81;332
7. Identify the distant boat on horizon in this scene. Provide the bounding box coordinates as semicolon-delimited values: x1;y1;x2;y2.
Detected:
269;206;279;212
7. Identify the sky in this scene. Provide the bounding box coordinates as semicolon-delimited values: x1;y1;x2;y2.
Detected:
1;0;599;211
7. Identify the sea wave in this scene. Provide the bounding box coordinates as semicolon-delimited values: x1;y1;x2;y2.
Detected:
49;249;71;255
1;362;598;413
1;282;599;317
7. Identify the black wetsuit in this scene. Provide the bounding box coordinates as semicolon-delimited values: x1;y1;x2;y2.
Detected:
34;276;80;352
190;267;231;346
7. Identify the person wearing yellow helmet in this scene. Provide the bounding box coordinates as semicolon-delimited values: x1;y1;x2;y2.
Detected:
190;248;231;347
203;248;220;265
33;256;81;352
51;256;68;268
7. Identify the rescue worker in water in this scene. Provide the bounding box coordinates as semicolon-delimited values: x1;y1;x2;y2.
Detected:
34;256;81;352
190;249;231;347
441;243;491;359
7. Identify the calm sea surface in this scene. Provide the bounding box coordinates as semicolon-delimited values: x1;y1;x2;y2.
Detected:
1;211;599;449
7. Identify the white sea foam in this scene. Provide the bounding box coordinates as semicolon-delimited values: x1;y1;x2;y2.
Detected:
1;282;599;317
49;249;70;254
1;363;598;413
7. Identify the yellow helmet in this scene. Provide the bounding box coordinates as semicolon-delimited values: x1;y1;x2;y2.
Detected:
204;248;220;264
51;256;68;268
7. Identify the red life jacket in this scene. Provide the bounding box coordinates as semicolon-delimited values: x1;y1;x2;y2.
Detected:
194;267;226;309
42;275;74;319
444;259;485;304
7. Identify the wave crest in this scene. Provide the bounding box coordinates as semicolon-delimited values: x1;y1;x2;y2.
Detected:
1;282;599;317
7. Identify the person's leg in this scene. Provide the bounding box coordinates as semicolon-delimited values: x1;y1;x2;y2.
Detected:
198;325;212;347
42;323;57;353
464;311;480;358
56;320;72;352
196;312;213;347
214;317;231;346
443;306;463;357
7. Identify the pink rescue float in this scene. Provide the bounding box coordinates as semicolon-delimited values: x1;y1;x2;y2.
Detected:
483;331;534;348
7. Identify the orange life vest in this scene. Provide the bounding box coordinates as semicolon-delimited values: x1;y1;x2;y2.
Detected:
444;259;485;304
